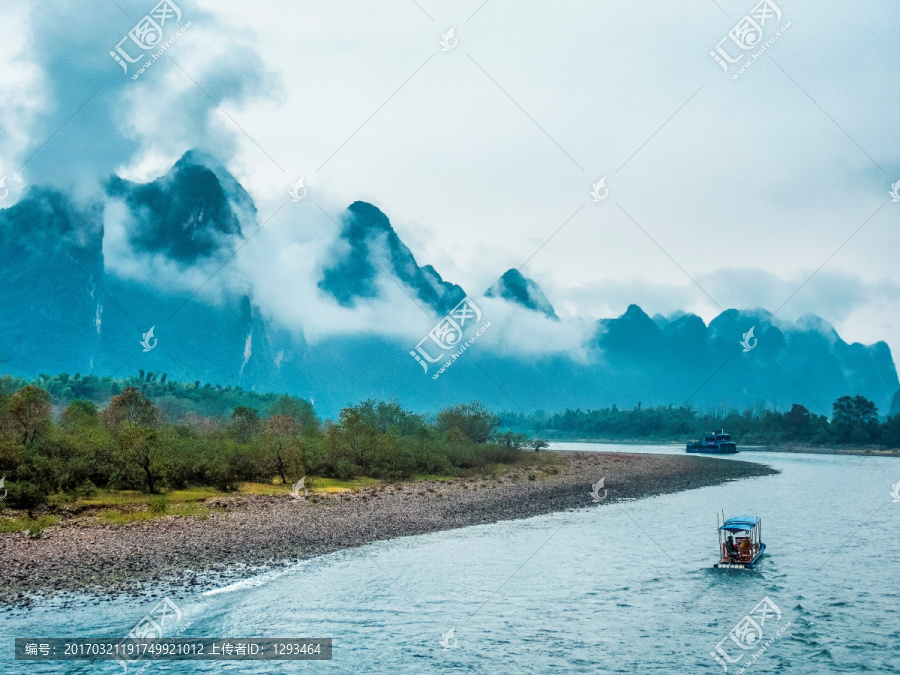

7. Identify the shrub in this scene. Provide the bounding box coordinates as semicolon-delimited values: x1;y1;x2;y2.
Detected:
148;495;167;514
0;380;541;505
437;402;500;443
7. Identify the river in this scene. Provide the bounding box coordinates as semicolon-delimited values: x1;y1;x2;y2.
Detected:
1;444;898;673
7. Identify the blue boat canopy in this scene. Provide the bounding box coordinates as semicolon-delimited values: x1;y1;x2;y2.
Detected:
719;516;759;532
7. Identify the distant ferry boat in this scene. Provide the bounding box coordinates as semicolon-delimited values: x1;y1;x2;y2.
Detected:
686;430;737;454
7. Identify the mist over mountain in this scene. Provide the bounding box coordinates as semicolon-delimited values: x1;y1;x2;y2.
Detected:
106;150;254;263
486;269;558;320
0;153;296;392
1;151;897;419
319;201;466;316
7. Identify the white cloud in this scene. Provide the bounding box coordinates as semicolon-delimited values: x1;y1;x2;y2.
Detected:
3;0;899;364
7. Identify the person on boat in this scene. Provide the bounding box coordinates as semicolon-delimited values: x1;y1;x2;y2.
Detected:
739;537;752;560
724;536;736;561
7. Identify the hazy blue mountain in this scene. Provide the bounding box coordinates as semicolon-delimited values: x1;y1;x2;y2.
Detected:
588;305;898;415
94;276;301;392
283;304;897;419
0;150;897;419
319;201;466;316
486;269;558;319
597;304;665;356
0;152;296;391
106;149;254;263
0;187;103;375
99;151;296;390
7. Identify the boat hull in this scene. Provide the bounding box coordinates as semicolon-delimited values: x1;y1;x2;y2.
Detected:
686;444;738;454
714;543;766;569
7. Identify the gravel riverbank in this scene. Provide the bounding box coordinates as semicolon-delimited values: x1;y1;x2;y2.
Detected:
0;452;777;604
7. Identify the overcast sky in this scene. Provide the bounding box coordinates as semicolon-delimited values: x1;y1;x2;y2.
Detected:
2;0;899;356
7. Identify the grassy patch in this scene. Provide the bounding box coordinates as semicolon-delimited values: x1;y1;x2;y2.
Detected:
307;477;381;492
77;488;225;507
238;477;382;495
96;502;221;525
527;452;565;468
0;515;61;535
148;495;167;514
236;482;292;496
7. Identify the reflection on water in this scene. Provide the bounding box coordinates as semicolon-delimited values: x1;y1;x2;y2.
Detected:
2;446;898;674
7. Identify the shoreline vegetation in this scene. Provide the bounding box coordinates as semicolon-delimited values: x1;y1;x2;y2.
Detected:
0;377;537;516
0;451;777;603
542;438;900;457
748;444;900;457
503;395;900;450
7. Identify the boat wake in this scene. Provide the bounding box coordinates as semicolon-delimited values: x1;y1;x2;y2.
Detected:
203;565;302;596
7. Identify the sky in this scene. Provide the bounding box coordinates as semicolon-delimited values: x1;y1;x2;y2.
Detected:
1;0;899;355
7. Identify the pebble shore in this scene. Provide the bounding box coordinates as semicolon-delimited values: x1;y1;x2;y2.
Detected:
0;452;777;604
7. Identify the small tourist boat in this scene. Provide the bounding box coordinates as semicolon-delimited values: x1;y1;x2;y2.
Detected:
686;430;737;454
714;514;766;569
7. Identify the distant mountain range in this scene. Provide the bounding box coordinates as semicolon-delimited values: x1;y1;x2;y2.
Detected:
319;200;466;316
1;150;897;418
486;269;558;320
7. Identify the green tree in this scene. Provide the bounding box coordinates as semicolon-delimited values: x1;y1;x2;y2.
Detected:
880;415;900;449
263;415;303;484
102;388;162;492
831;395;879;444
62;399;100;429
354;399;424;435
58;422;116;493
332;407;378;475
102;387;159;430
8;385;52;447
783;403;811;440
231;406;261;443
116;425;163;493
268;395;319;430
437;402;500;443
4;479;49;517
